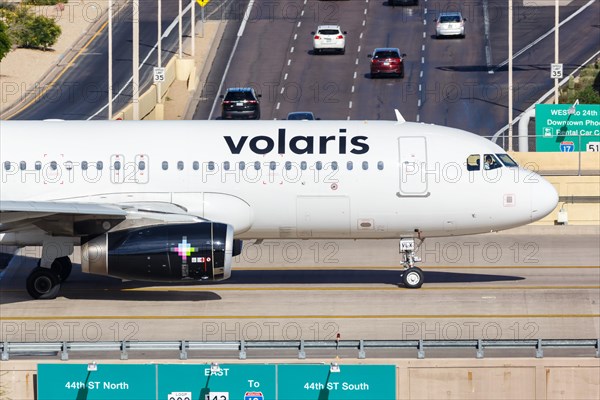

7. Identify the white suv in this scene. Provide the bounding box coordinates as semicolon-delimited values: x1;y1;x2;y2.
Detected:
312;25;346;55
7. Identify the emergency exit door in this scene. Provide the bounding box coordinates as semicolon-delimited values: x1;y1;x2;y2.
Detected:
398;136;429;196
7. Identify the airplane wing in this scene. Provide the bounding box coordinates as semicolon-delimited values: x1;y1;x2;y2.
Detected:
0;200;203;237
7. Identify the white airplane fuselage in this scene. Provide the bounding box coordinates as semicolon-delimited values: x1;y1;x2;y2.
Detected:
0;120;557;245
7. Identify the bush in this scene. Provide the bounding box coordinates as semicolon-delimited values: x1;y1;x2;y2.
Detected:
0;20;11;61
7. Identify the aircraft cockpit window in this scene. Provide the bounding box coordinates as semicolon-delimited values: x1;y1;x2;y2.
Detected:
347;161;353;170
466;154;480;171
161;161;168;170
377;161;384;170
177;161;184;171
362;161;369;170
19;161;26;170
496;153;519;167
483;154;502;170
35;161;42;171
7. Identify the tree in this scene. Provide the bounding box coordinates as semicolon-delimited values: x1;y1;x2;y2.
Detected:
0;20;12;61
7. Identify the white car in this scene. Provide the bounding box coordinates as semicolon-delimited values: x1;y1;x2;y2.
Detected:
434;12;466;38
312;25;346;54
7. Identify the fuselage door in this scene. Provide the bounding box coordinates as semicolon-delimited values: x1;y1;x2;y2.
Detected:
398;136;429;196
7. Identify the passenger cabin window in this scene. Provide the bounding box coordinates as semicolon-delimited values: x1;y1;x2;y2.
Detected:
50;161;57;170
362;161;369;170
177;161;184;171
497;153;518;168
254;161;260;170
301;161;307;170
239;161;246;170
331;161;338;170
81;161;88;170
97;161;103;170
162;161;168;170
35;161;42;170
224;161;230;171
466;154;480;171
193;161;199;171
139;161;146;171
377;161;384;170
316;161;322;170
285;161;292;170
347;161;353;170
3;161;10;171
65;161;73;171
114;161;121;171
483;154;502;170
208;161;215;171
269;161;276;171
19;161;26;170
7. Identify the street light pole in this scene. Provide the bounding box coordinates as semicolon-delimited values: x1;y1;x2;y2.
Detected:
132;0;139;120
108;0;113;119
178;0;183;58
191;0;195;57
508;0;513;151
157;0;162;104
554;0;560;103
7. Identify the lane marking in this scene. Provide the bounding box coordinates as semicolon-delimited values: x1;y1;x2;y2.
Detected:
290;46;294;53
284;73;288;80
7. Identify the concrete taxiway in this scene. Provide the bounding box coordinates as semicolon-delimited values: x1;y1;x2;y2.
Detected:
1;225;598;343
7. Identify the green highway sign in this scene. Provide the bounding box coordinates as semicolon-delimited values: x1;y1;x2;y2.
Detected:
38;363;396;400
38;364;156;400
278;364;396;400
158;364;275;400
535;104;600;152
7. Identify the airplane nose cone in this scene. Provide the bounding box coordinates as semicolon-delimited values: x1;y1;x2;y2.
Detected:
531;177;558;222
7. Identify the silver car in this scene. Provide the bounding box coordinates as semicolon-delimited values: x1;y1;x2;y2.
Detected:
434;12;466;38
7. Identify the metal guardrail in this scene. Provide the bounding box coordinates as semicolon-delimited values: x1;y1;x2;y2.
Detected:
1;339;598;361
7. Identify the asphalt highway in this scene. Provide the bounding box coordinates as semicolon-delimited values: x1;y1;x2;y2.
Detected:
194;0;599;139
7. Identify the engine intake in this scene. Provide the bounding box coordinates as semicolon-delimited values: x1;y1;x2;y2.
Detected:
82;222;240;282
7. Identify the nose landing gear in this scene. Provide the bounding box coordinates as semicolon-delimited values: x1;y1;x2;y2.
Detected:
400;238;424;289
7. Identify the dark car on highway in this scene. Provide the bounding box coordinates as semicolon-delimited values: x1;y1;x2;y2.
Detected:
368;48;406;78
220;88;261;119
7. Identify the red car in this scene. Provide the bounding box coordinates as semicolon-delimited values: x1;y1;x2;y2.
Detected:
368;48;406;78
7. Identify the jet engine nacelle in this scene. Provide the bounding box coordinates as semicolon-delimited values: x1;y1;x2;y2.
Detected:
81;222;241;282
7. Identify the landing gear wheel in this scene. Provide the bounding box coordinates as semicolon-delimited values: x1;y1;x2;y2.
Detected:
37;256;72;282
26;267;61;299
402;267;424;289
52;257;72;282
